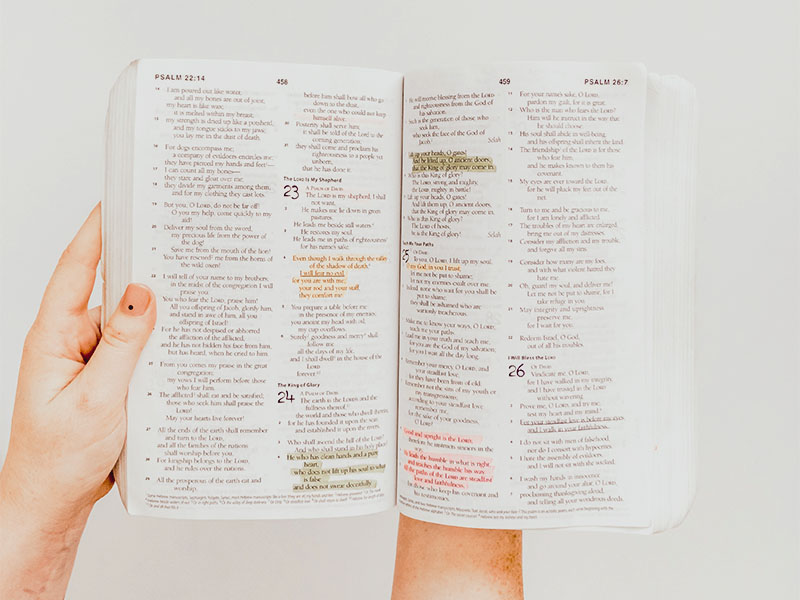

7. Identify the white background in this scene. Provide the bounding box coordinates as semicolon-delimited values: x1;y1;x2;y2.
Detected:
1;1;797;598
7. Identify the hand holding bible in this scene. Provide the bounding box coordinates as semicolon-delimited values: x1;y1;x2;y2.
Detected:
0;204;156;599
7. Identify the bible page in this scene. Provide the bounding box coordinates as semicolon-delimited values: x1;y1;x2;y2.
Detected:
123;59;402;518
397;62;652;529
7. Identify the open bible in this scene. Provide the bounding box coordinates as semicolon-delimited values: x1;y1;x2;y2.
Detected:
103;59;697;532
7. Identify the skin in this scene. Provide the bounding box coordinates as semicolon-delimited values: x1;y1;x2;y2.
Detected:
0;203;524;599
0;204;156;599
392;515;523;600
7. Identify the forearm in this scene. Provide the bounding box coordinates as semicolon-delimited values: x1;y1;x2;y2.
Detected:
391;514;523;600
0;467;90;600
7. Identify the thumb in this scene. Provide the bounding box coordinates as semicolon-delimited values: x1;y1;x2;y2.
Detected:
79;283;157;404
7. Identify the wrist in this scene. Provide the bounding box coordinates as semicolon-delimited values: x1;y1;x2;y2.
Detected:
0;464;92;599
0;449;96;527
392;515;523;600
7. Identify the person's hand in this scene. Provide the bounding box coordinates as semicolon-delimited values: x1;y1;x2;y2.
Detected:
391;515;523;600
0;203;156;599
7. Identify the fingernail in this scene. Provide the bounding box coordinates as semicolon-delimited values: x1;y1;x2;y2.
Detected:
120;284;151;316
